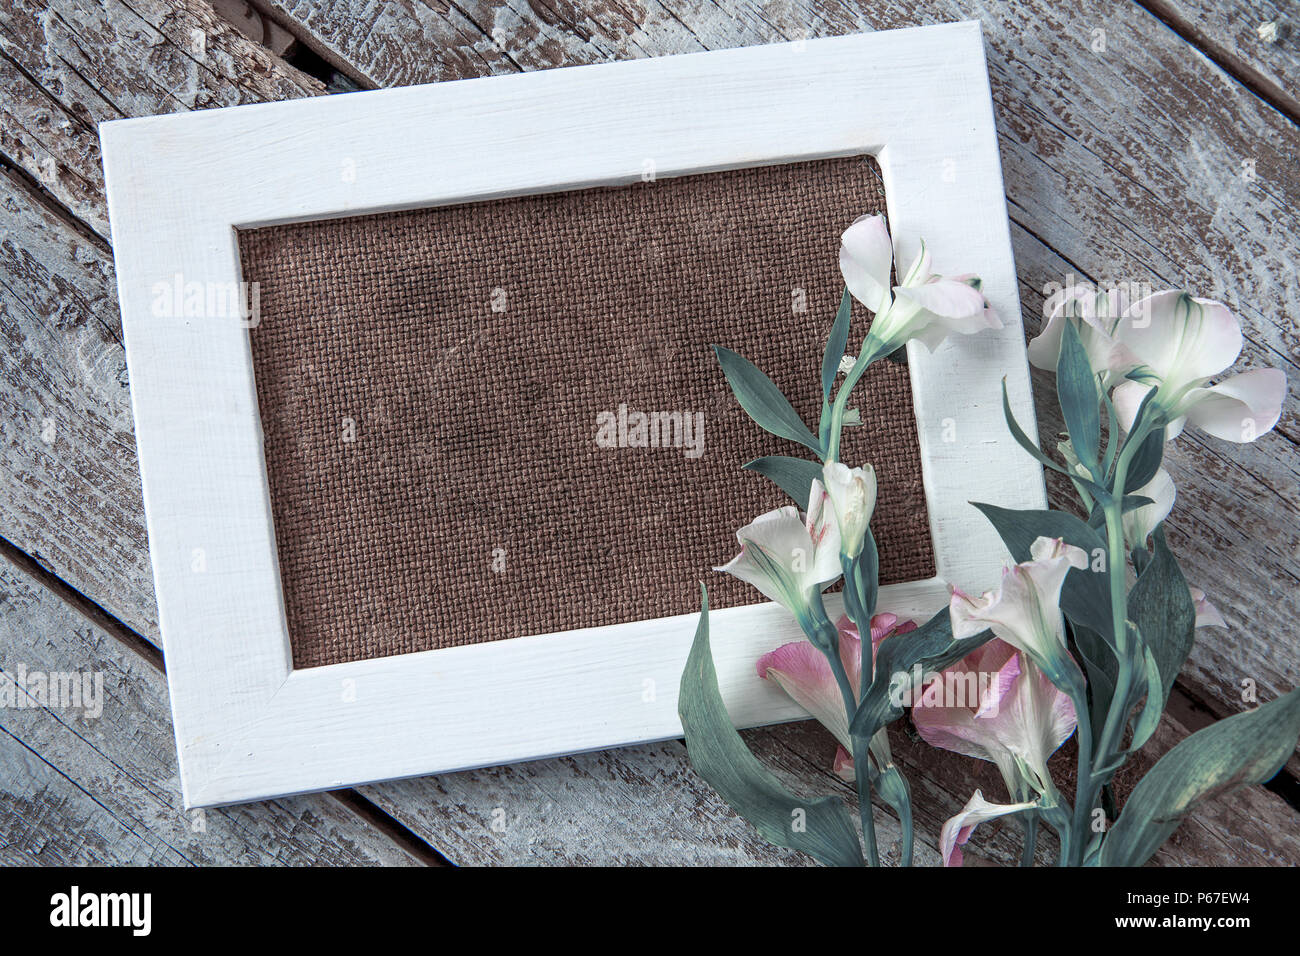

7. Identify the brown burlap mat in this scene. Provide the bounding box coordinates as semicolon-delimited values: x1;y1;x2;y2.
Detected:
238;156;934;668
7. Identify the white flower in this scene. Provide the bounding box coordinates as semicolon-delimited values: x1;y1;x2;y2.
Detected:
715;481;842;617
1122;467;1176;549
1028;285;1135;385
1106;291;1286;442
939;790;1039;867
838;215;1000;354
950;537;1088;675
820;461;877;559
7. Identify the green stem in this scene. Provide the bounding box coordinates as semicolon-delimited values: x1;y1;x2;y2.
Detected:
817;621;880;866
1066;685;1093;864
825;339;886;462
1020;813;1039;867
892;771;914;867
1068;418;1152;862
850;735;881;867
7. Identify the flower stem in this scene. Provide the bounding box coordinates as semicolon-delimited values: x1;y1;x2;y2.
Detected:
1068;417;1153;863
825;339;886;462
817;622;880;866
850;734;881;867
1020;813;1039;867
891;769;915;867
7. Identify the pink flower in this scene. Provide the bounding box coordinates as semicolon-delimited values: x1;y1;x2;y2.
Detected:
912;638;1076;796
756;613;916;778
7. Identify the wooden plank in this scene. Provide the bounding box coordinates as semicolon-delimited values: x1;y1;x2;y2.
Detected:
0;554;423;865
239;0;1300;768
1141;0;1300;122
1;165;157;642
0;0;323;237
0;0;1297;863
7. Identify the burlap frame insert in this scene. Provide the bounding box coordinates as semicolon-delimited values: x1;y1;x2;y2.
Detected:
237;156;934;668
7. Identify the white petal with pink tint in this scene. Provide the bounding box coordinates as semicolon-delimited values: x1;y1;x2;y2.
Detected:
1123;467;1176;548
1190;587;1227;629
949;537;1087;668
940;790;1038;867
715;487;842;615
1028;286;1132;377
1112;380;1188;439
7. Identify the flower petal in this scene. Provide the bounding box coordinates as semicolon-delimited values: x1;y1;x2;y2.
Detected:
899;241;933;286
1028;286;1126;375
758;621;865;752
1122;467;1176;548
1112;380;1188;439
1190;587;1227;629
1115;291;1242;385
715;506;810;610
1183;368;1287;442
832;745;854;782
940;790;1038;867
805;480;844;587
893;279;988;322
822;462;877;560
950;539;1085;672
757;639;853;748
839;215;894;314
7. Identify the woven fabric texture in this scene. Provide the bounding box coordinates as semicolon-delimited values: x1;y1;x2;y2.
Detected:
238;156;934;668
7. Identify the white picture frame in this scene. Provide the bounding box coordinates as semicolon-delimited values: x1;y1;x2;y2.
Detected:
100;21;1046;808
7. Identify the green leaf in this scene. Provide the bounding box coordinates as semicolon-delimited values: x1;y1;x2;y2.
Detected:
850;607;992;739
821;288;852;401
1002;380;1108;498
1072;622;1118;739
1056;317;1102;475
1128;525;1196;709
971;503;1114;648
1127;644;1164;753
1101;689;1300;866
742;456;823;510
840;530;881;690
678;585;862;866
714;346;822;456
1120;387;1166;490
1125;428;1166;491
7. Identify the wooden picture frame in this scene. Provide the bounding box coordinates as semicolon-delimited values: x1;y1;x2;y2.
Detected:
99;21;1046;807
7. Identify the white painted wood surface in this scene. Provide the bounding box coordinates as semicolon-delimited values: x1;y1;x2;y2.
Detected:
99;23;1044;807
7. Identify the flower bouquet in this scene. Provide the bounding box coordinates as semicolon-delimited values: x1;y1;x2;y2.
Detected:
677;215;1298;866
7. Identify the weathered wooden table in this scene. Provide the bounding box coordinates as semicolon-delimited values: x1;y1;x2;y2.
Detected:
3;0;1297;866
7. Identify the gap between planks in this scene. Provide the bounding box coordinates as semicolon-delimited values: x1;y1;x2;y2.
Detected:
3;525;1297;866
0;533;452;867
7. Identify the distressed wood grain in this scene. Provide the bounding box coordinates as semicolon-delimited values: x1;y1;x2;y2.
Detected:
0;0;323;236
1;0;1298;863
0;555;423;866
1143;0;1300;122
